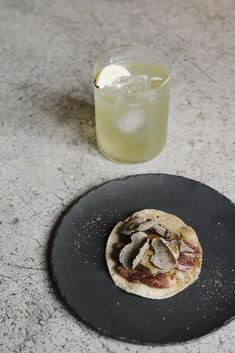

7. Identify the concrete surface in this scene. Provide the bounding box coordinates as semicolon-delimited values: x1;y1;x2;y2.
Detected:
0;0;235;352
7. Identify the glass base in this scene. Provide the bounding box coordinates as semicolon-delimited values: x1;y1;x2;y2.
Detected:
97;142;165;164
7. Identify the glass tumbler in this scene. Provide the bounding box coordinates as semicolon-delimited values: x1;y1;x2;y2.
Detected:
93;47;171;163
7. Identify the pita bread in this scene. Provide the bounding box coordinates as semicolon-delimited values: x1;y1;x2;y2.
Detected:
105;209;202;299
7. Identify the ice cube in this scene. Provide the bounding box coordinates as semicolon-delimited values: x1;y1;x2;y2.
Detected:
117;109;146;134
113;75;150;96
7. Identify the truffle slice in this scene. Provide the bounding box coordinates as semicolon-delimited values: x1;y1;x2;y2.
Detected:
152;224;171;238
132;239;150;269
119;232;147;268
120;214;147;235
161;238;180;260
139;248;164;275
150;238;176;271
152;223;181;242
137;220;158;232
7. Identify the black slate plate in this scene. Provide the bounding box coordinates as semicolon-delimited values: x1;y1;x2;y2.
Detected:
48;174;235;345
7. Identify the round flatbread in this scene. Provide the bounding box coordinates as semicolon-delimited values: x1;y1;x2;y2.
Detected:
105;209;202;299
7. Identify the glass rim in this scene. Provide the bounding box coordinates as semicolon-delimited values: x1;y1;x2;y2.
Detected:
93;46;171;93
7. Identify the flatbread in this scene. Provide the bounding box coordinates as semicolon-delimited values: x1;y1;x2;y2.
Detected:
105;209;202;299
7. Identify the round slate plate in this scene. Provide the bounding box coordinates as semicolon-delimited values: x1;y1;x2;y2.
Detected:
48;174;235;345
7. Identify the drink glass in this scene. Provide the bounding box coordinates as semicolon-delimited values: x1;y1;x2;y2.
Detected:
93;47;171;163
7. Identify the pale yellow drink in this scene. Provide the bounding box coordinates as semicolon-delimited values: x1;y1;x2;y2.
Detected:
94;56;170;163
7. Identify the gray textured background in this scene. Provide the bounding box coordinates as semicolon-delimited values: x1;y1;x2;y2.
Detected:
1;0;235;352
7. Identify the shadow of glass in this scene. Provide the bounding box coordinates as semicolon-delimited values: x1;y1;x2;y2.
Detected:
39;92;97;150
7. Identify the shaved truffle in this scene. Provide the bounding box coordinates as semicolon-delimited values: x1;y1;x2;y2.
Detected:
150;238;176;271
132;239;150;269
120;214;147;235
131;212;148;223
139;248;163;275
119;232;147;268
120;213;158;235
161;238;180;260
152;224;171;237
137;220;158;232
120;220;140;235
152;223;181;242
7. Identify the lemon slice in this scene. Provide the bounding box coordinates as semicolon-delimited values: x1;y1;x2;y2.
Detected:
95;64;131;89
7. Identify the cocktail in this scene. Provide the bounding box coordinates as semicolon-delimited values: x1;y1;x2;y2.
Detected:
93;47;170;163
